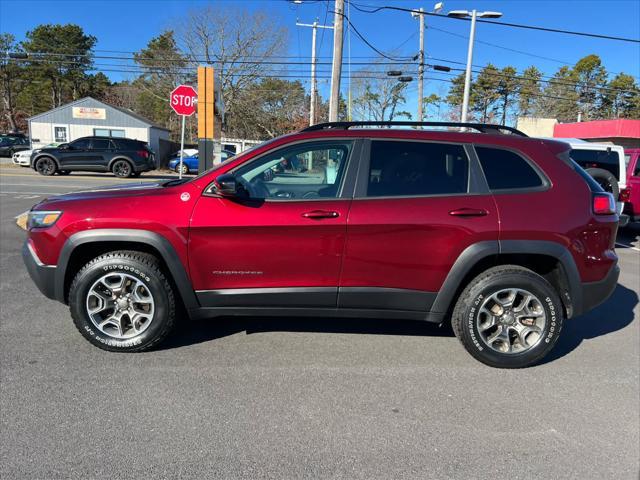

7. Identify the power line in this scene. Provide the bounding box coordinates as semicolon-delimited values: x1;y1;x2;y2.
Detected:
349;1;640;43
427;25;639;80
331;8;415;61
12;54;637;95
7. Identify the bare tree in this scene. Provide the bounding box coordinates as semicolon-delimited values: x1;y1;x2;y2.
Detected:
178;6;288;130
351;64;412;121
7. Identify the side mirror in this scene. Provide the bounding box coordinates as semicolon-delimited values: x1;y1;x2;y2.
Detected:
215;174;241;197
59;144;70;150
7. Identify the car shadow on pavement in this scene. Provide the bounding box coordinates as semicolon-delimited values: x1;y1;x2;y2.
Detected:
161;284;637;360
540;283;638;365
161;315;455;351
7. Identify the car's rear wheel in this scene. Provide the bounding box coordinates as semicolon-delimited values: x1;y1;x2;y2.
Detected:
112;160;133;178
175;163;189;175
68;251;176;352
451;265;564;368
35;157;57;176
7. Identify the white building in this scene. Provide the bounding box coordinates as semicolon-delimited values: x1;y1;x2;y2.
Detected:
28;97;170;156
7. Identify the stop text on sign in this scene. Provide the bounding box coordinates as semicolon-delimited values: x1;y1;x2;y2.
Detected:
172;94;195;107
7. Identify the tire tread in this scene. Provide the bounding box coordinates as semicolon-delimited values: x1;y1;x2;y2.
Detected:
451;264;563;368
68;250;175;352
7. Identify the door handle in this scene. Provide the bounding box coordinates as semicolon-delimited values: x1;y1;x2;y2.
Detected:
448;208;488;217
301;210;340;219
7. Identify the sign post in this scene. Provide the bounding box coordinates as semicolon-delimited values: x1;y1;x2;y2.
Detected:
170;85;198;179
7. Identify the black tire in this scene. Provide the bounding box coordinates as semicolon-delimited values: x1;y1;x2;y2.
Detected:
451;265;564;369
586;168;619;199
68;251;176;352
35;157;57;176
57;170;71;175
112;159;133;178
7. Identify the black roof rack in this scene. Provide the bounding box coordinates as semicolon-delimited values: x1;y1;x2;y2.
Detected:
302;121;528;137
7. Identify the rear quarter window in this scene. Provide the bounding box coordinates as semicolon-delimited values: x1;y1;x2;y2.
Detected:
475;146;544;190
569;148;620;180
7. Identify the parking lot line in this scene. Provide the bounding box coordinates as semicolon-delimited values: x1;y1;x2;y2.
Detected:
0;191;50;195
615;242;640;252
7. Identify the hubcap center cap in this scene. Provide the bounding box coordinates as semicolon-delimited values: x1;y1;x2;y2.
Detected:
501;312;515;325
116;297;129;310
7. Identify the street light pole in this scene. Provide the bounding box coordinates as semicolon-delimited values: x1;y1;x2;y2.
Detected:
460;9;477;124
297;20;333;126
448;9;502;123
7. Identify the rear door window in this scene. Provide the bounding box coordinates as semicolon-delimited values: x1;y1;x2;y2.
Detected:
475;147;544;191
366;141;469;197
569;148;620;180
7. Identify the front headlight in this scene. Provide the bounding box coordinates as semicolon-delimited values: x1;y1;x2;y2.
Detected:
27;210;62;230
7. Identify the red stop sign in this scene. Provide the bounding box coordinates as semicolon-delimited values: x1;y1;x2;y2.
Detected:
170;85;197;116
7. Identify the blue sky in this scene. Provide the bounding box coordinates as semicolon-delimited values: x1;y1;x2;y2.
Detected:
1;0;639;118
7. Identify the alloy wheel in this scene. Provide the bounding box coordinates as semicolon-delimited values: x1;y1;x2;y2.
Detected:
85;272;155;339
36;158;55;175
476;288;547;354
113;161;132;177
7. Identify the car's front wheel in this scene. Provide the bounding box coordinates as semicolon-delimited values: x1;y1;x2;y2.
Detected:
451;265;564;368
68;251;176;352
35;157;57;176
112;160;133;178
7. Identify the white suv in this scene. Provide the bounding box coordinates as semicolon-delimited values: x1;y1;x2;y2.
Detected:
547;138;627;223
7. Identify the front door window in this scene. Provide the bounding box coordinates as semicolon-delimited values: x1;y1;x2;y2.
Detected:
232;141;352;200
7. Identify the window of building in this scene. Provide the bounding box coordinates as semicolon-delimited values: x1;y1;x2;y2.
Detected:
476;147;544;190
53;126;68;143
366;141;469;197
94;128;126;138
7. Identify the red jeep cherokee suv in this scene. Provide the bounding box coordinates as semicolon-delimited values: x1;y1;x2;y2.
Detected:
21;122;620;368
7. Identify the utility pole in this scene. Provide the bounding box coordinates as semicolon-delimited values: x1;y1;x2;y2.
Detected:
416;8;425;122
329;0;344;122
297;20;333;126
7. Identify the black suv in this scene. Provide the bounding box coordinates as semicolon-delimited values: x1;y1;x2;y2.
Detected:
0;134;30;157
31;136;156;178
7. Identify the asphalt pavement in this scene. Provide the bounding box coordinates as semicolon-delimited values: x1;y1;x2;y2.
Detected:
1;166;639;479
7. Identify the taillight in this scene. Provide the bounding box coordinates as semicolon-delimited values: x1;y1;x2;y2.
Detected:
619;187;630;202
137;150;149;158
592;193;616;215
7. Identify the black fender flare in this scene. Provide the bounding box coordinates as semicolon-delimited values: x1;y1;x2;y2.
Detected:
54;229;199;310
429;239;582;320
108;156;135;171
